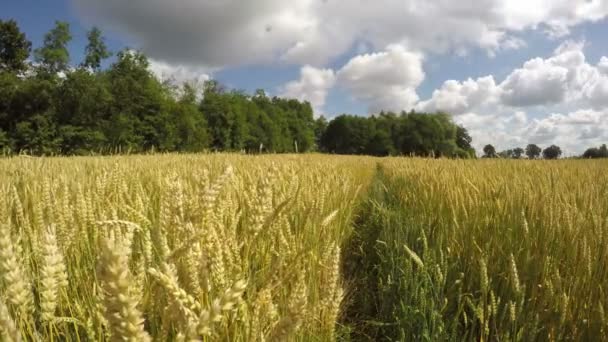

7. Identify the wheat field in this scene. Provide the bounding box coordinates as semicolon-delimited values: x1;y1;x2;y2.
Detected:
0;155;607;341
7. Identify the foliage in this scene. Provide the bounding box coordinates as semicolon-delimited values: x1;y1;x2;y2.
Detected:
512;147;524;159
582;144;608;158
82;27;111;71
0;19;32;73
34;21;72;75
525;144;542;159
542;144;562;159
320;112;475;157
483;144;497;158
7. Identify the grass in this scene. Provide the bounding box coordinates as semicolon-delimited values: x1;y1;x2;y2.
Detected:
0;154;606;340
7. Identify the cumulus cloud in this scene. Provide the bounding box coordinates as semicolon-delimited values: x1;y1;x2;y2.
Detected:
416;76;500;115
417;40;608;154
498;40;591;107
524;109;608;150
279;65;336;114
148;58;211;88
336;45;424;112
419;40;608;112
71;0;608;68
499;58;570;107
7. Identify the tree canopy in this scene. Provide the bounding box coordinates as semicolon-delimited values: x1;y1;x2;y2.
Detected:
582;144;608;159
542;145;562;160
319;112;475;157
525;144;542;159
0;19;31;73
483;144;497;158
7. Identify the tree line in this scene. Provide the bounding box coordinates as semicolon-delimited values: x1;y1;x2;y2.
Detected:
0;19;476;157
482;143;608;159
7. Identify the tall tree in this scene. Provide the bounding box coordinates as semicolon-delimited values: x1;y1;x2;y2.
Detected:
314;116;328;151
172;83;210;151
582;144;607;158
512;147;524;159
0;19;31;73
106;49;177;151
542;145;562;159
34;21;72;74
600;144;608;158
483;144;497;158
82;27;111;71
525;144;542;159
455;125;475;157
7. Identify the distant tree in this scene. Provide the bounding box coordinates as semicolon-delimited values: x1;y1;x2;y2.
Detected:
321;115;371;155
314;116;328;151
582;144;608;158
106;49;177;151
400;112;458;157
455;125;476;158
542;145;562;159
483;144;497;158
172;83;210;152
55;69;111;154
525;144;542;159
583;147;600;158
34;21;72;74
0;19;32;73
512;147;524;159
82;27;111;71
498;149;513;158
456;126;472;150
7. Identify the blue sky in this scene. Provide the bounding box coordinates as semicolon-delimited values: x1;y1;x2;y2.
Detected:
3;0;608;154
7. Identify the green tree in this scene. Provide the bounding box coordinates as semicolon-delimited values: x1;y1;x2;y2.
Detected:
3;75;59;154
82;27;111;71
172;83;210;151
600;144;608;158
582;144;607;158
583;147;600;158
400;112;459;157
0;19;32;73
483;144;497;158
321;115;372;155
314;116;328;151
55;69;111;154
106;49;177;151
512;147;524;159
542;145;562;159
525;144;542;159
455;125;476;158
35;21;72;75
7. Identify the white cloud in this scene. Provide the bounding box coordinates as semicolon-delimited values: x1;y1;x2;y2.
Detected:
148;58;211;88
499;57;570;107
416;76;500;115
72;0;608;68
279;65;336;114
337;45;424;112
417;39;608;154
524;109;608;150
